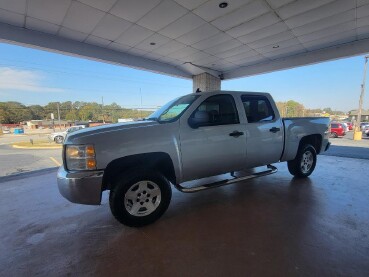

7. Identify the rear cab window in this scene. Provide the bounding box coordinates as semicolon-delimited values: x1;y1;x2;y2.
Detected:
241;95;275;123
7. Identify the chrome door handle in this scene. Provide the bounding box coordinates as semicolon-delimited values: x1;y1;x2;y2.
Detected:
229;131;244;138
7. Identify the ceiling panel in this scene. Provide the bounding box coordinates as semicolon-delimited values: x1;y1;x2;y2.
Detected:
193;0;253;22
108;42;131;52
137;0;187;32
226;12;280;38
110;0;161;22
185;51;212;63
263;44;306;59
225;50;259;63
258;38;302;54
203;39;243;55
28;0;71;25
292;9;355;36
127;47;148;56
191;32;234;50
297;21;355;43
91;14;131;41
173;0;208;10
358;15;369;28
277;0;335;19
151;40;187;55
158;13;205;39
284;0;355;29
0;8;24;27
195;55;219;66
26;17;59;35
238;22;289;44
62;1;105;33
303;29;356;51
211;1;270;31
0;0;26;14
357;4;369;18
134;33;171;51
85;35;111;47
266;0;295;9
58;27;88;42
232;54;268;66
216;45;253;59
168;46;199;59
115;24;154;47
176;23;219;45
78;0;117;12
247;30;295;49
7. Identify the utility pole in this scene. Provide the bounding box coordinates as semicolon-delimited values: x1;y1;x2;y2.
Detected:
354;55;369;140
140;88;143;119
57;103;61;130
101;96;105;124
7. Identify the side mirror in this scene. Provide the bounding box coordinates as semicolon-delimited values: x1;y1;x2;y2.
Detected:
188;111;209;128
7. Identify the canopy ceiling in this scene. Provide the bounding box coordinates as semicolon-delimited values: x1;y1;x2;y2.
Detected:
1;0;369;79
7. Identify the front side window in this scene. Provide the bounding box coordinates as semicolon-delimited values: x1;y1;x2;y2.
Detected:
241;95;275;123
147;94;199;123
189;94;239;127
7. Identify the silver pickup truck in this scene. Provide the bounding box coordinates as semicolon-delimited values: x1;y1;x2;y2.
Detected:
57;91;330;227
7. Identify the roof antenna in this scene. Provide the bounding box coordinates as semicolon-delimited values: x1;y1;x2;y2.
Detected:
196;88;201;93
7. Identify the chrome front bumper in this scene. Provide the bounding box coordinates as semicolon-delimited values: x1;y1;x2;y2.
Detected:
57;167;104;205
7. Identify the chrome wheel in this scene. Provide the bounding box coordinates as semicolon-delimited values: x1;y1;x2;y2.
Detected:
124;181;161;217
300;151;313;174
54;136;63;144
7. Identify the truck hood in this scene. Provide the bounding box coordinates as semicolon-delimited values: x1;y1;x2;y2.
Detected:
65;120;159;143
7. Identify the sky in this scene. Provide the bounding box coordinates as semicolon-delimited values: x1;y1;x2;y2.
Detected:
0;42;368;112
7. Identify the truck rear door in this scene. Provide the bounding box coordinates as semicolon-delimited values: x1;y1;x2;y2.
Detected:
240;95;284;168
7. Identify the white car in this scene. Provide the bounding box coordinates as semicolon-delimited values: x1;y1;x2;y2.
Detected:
49;125;85;144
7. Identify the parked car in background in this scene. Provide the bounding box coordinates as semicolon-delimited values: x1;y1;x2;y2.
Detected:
363;125;369;136
346;122;353;130
2;128;10;134
49;125;86;144
341;122;349;133
330;122;346;138
360;122;369;130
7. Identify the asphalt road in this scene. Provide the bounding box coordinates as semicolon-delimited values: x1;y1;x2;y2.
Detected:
0;144;62;176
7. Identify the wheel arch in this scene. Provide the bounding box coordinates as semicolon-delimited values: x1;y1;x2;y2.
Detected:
102;152;176;191
298;134;322;154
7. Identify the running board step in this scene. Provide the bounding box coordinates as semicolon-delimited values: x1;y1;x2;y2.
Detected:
174;164;277;193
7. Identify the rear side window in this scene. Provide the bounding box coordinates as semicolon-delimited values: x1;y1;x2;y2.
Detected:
331;123;338;128
192;94;239;126
241;95;275;123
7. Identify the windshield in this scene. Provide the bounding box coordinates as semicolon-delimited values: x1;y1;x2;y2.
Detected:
147;94;199;123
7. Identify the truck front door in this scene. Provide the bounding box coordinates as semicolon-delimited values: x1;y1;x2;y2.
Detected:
240;95;283;168
180;94;247;182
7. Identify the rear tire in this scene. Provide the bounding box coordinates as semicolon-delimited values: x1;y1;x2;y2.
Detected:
54;136;64;144
288;144;317;178
109;169;172;227
330;132;338;138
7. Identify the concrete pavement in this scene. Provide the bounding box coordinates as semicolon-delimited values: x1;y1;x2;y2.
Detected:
0;155;368;276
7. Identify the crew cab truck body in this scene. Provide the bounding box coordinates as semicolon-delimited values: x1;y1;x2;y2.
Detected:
57;91;330;227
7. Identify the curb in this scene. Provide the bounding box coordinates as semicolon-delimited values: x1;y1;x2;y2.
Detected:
12;144;62;150
0;167;58;183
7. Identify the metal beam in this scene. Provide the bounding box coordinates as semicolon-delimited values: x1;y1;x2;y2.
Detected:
224;38;369;79
0;22;192;79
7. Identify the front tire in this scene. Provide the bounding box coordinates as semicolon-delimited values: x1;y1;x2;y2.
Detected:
109;169;172;227
287;144;317;178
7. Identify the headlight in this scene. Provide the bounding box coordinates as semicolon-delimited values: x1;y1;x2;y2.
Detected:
65;145;96;170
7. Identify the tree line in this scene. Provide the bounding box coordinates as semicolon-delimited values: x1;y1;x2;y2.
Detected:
0;101;152;124
0;100;346;124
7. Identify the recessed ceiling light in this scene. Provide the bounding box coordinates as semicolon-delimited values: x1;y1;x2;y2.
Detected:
150;42;156;45
219;2;228;8
272;45;279;48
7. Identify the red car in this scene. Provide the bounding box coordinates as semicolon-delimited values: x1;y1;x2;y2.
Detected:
330;123;346;138
346;122;353;130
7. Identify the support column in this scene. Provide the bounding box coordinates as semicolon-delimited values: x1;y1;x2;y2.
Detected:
192;72;221;93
